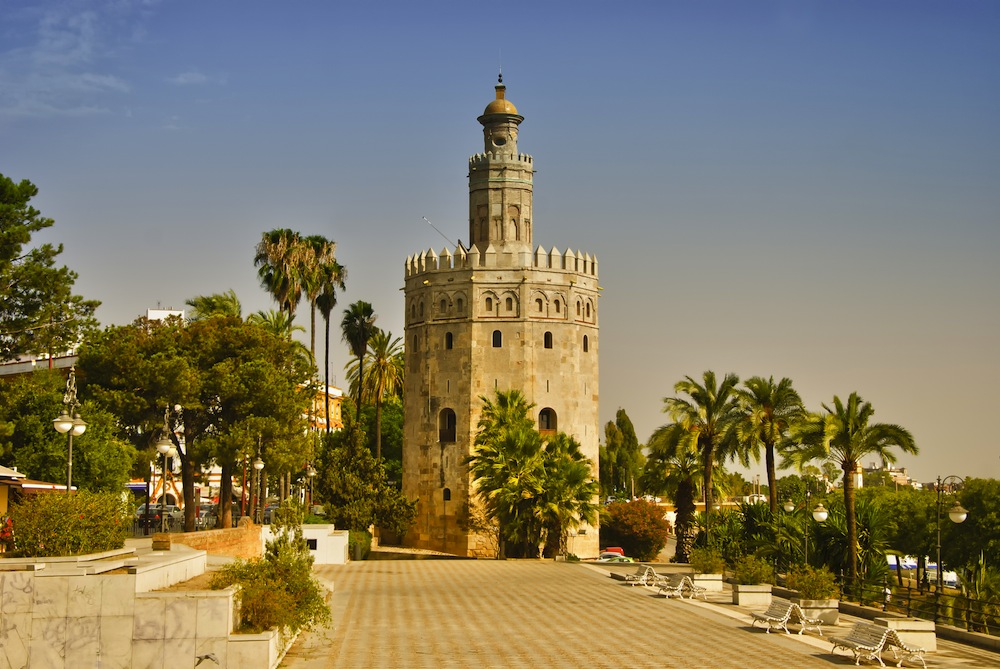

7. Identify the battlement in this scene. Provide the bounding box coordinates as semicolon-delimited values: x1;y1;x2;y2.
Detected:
405;243;597;278
468;152;534;168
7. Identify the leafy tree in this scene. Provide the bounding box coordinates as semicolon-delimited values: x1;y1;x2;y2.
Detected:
340;301;377;424
600;408;643;499
347;329;403;459
185;290;242;320
78;316;313;530
861;486;935;588
315;423;415;534
734;376;805;515
947;478;1000;575
538;432;599;557
786;392;917;584
0;370;135;492
0;174;99;361
812;494;892;585
601;499;671;561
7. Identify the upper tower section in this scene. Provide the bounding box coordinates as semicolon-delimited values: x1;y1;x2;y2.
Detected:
469;76;534;264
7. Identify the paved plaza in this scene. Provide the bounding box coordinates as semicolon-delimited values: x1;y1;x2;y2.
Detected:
277;559;1000;669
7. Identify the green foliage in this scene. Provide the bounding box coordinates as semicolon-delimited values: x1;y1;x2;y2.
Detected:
316;425;416;534
688;546;725;574
0;173;99;362
787;565;840;599
600;408;644;498
641;437;700;563
947;478;1000;572
731;554;775;585
211;501;330;634
601;499;671;561
9;491;131;557
348;529;372;560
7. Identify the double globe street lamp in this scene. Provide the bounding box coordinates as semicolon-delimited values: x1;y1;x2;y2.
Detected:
52;367;87;495
154;408;178;533
783;492;829;565
935;475;968;593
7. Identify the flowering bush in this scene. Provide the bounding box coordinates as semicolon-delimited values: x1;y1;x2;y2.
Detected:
601;499;671;561
8;491;131;557
0;515;13;551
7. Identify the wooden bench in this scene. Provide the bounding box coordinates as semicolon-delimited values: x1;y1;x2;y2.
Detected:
884;629;927;669
830;622;892;666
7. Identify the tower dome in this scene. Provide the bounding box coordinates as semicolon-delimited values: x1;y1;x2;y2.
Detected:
482;84;519;117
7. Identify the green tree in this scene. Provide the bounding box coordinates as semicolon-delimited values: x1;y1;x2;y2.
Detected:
298;235;344;363
641;426;701;562
185;290;243;320
946;478;1000;575
0;370;135;492
600;408;643;499
0;174;99;361
347;329;403;459
787;392;917;583
340;301;377;424
254;229;304;319
538;432;599;557
659;371;741;522
734;376;805;516
601;499;671;561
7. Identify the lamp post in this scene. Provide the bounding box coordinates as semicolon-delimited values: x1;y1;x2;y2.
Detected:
253;456;265;524
784;493;829;565
307;464;316;511
52;367;87;494
935;475;968;593
154;407;178;533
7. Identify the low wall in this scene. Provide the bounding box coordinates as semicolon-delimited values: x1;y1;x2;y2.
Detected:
260;524;349;565
157;522;262;559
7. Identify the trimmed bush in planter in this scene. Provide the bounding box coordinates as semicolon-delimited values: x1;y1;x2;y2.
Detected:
731;555;774;606
8;491;131;557
788;565;840;624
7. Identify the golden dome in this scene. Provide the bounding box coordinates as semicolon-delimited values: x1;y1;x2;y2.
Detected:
483;84;518;116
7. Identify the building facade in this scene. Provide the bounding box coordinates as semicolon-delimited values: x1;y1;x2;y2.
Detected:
402;81;600;557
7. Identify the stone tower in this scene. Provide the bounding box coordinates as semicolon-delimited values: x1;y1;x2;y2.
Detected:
401;80;600;558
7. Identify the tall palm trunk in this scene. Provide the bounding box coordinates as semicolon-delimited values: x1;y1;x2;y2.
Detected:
843;460;859;585
309;303;317;364
324;315;331;435
766;442;778;516
220;461;234;529
356;356;364;423
375;399;383;460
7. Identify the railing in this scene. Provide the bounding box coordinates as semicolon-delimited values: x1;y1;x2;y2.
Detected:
841;576;1000;636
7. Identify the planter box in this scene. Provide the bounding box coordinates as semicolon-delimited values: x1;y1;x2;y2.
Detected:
792;597;840;625
732;583;772;607
875;617;937;652
692;573;723;592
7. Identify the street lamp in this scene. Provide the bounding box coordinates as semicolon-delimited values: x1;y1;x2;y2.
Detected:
253;456;265;524
52;367;87;494
155;407;178;533
935;475;968;593
307;464;317;511
784;492;828;565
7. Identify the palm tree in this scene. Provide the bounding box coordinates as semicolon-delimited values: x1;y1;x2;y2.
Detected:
347;330;403;459
475;388;535;448
734;376;805;516
642;427;702;562
247;309;305;339
659;371;741;520
316;270;345;435
340;301;377;422
538;432;599;557
185;290;242;320
254;229;304;318
299;235;343;362
787;392;917;584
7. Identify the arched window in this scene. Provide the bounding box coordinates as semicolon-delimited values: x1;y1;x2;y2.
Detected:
544;332;553;349
410;303;416;319
439;409;457;443
576;300;582;316
492;330;502;347
505;297;513;311
445;332;453;349
485;297;493;312
536;298;543;312
583;335;589;352
586;303;592;319
419;301;424;318
554;299;561;313
412;334;418;350
440;298;447;314
456;298;464;313
539;408;557;432
443;488;452;501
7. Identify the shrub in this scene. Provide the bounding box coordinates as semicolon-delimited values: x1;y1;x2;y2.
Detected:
787;565;840;599
601;499;671;561
9;491;131;557
731;554;775;585
211;500;330;634
348;529;372;560
688;546;725;574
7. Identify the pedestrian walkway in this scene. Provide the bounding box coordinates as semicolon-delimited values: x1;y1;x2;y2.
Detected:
278;559;994;669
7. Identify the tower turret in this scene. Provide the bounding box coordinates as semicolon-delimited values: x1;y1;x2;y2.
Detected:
469;77;534;260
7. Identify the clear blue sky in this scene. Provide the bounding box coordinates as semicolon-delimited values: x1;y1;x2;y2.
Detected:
3;1;998;484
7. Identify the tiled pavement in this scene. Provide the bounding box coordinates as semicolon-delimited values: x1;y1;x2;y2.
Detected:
278;559;1000;669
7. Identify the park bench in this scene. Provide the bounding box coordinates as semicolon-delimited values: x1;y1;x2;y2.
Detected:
751;601;824;635
830;621;892;666
883;628;927;669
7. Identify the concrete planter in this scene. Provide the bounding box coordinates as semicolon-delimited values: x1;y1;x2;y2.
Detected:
732;583;772;607
792;597;840;625
692;573;723;592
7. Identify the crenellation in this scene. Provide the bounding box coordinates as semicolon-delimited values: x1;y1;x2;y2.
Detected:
406;242;598;279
